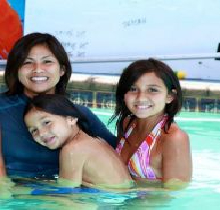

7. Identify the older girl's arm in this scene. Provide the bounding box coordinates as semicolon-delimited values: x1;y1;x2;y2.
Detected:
162;127;192;190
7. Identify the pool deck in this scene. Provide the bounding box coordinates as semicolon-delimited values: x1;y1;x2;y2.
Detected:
70;73;220;91
69;73;220;113
1;71;220;112
1;71;220;91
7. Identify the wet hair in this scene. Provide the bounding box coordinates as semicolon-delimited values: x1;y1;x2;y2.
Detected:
110;58;182;136
5;32;72;95
24;94;96;138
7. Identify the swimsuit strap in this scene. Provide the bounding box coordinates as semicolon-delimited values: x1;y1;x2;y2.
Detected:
116;115;168;179
124;122;136;139
116;115;168;155
130;115;168;179
125;114;168;141
115;122;136;155
146;114;168;150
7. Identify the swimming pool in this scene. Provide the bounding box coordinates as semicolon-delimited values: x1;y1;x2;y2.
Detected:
1;110;220;209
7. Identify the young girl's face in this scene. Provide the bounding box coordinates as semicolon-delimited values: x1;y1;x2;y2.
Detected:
124;72;173;119
18;44;65;98
24;109;74;150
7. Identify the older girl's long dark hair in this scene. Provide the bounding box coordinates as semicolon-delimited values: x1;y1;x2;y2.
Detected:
109;58;182;136
24;94;96;137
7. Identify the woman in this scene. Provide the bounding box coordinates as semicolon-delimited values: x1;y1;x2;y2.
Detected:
0;32;116;178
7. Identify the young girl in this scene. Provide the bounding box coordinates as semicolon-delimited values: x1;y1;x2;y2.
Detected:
110;58;192;189
24;94;133;189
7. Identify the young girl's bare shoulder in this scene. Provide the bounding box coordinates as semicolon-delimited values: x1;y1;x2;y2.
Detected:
61;134;93;154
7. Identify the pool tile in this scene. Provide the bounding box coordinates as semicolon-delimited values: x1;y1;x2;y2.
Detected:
217;100;220;113
182;97;197;112
200;98;216;112
67;90;93;107
96;92;115;109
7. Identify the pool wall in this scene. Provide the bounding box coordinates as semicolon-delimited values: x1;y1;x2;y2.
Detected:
1;72;220;113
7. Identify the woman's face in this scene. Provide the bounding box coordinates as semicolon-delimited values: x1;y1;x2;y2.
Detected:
18;44;65;97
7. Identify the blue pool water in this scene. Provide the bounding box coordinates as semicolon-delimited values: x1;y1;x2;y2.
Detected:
1;110;220;209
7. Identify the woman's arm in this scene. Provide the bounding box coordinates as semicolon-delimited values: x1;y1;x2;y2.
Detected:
75;104;117;148
0;127;14;199
162;126;192;189
0;127;7;177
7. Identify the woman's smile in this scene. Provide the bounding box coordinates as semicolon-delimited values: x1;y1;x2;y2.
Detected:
30;76;49;83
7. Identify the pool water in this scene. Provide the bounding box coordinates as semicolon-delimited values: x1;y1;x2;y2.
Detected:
1;110;220;209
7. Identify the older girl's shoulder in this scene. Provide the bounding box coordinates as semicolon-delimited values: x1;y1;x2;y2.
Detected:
162;123;189;145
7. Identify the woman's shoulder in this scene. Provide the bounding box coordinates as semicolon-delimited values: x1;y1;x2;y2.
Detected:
0;94;29;113
73;104;94;117
0;92;8;101
0;94;27;109
61;133;93;156
73;103;90;111
0;93;28;103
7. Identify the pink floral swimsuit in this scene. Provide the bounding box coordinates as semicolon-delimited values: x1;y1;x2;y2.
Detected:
116;115;168;179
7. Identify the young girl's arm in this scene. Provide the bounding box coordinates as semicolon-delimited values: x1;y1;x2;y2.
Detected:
162;126;192;189
58;146;84;187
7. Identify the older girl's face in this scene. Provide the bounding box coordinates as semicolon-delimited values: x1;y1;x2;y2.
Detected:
124;72;173;119
18;44;65;97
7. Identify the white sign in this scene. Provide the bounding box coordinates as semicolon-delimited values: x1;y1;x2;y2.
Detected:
24;0;220;80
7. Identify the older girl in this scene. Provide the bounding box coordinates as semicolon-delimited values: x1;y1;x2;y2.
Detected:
110;59;192;188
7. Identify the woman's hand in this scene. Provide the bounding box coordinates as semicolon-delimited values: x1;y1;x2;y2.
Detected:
0;177;15;199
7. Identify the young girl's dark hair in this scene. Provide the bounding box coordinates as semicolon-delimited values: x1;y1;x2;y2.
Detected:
5;32;72;95
24;94;96;138
110;58;182;136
